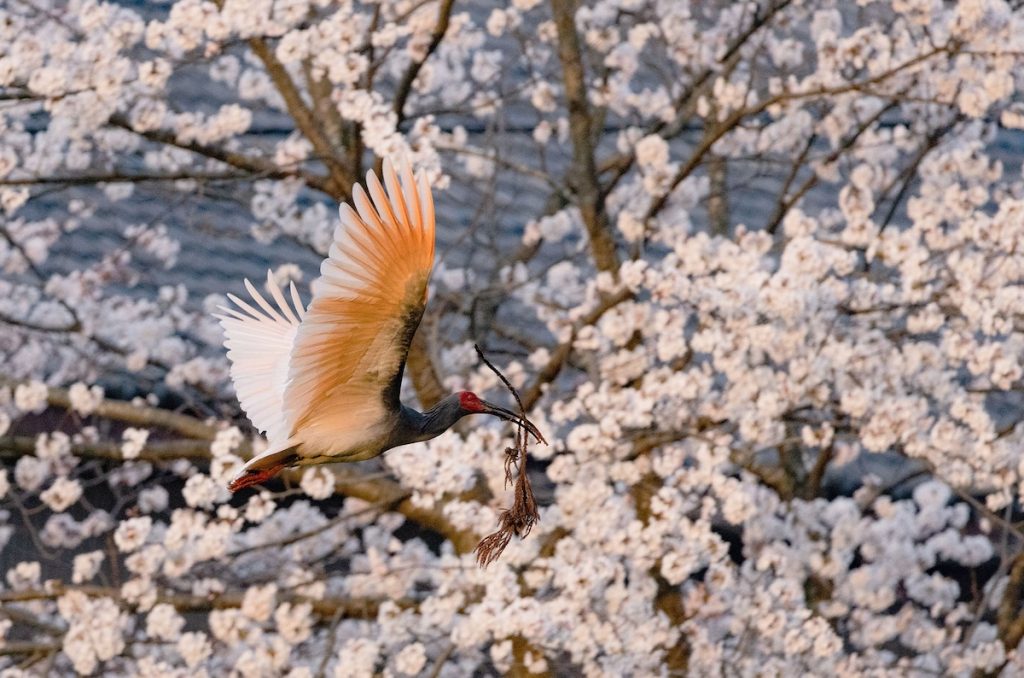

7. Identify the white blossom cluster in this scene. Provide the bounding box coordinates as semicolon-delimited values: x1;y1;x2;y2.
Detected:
4;0;1024;676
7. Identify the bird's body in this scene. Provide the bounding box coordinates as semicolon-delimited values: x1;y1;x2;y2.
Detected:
217;159;538;492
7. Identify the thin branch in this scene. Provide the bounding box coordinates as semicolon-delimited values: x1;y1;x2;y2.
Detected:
393;0;456;125
0;641;60;656
0;310;77;335
428;643;456;678
107;113;337;197
0;171;254;186
598;0;795;186
229;502;385;557
434;141;570;197
645;44;955;224
0;604;64;636
764;100;895;235
520;287;632;410
315;606;348;678
877;117;959;229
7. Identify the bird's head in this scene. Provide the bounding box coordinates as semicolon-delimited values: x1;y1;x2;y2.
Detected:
456;391;546;444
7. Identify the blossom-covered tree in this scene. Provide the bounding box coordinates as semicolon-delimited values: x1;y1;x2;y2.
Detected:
3;0;1024;674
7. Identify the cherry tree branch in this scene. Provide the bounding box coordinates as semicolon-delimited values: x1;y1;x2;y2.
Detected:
598;0;795;188
107;114;337;196
0;436;214;462
0;171;254;186
246;37;353;199
549;0;620;275
763;100;897;235
520;287;632;410
0;378;215;439
0;584;397;620
0;381;478;551
644;44;955;224
393;0;456;125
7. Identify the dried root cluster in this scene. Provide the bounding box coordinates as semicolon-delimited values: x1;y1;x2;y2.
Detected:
473;346;547;567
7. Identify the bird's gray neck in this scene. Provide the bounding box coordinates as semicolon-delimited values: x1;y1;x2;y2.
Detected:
391;395;465;447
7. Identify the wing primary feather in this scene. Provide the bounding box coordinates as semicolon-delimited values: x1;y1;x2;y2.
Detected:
382;158;412;238
351;187;398;259
217;280;301;445
289;282;305;319
322;253;374;291
349;192;404;265
244;279;288;324
216;306;251;322
338;207;393;267
265;270;299;324
352;185;385;232
418;173;434;244
226;293;268;321
399;158;422;233
333;236;393;280
367;170;402;237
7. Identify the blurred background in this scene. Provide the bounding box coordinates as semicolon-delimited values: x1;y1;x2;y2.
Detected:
3;0;1024;675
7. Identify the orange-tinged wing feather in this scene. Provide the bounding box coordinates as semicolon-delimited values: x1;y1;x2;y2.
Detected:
282;159;435;443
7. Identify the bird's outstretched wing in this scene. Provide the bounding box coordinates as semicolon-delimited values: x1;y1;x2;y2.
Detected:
215;272;307;446
281;159;436;444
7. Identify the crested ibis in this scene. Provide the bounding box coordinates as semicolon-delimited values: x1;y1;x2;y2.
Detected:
216;159;542;493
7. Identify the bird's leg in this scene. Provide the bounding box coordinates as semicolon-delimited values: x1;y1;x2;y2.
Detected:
227;455;297;493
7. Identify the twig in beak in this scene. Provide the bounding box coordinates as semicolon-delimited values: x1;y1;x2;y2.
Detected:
481;402;547;445
473;344;546;567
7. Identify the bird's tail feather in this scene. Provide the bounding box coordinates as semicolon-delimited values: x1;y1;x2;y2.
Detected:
228;440;300;493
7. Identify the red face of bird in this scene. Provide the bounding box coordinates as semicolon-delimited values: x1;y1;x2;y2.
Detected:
457;391;546;444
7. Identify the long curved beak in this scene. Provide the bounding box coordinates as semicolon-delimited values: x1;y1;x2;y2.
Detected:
480;399;547;445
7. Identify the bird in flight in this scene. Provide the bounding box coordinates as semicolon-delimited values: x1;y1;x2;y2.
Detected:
217;159;542;492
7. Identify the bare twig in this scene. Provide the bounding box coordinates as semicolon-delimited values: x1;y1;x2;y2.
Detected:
428;642;456;678
0;642;60;656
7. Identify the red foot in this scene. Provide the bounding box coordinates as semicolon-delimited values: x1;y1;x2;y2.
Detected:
228;463;287;493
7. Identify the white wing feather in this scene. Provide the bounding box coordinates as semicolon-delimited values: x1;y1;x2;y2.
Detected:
216;271;305;445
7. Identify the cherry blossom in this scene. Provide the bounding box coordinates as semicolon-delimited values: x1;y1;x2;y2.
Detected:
4;0;1024;675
